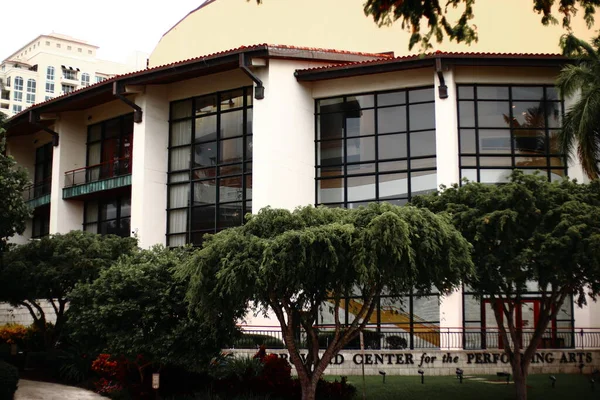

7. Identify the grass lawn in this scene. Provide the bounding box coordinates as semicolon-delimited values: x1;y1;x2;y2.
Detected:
326;374;599;400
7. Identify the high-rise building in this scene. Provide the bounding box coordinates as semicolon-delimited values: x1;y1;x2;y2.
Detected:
0;33;147;117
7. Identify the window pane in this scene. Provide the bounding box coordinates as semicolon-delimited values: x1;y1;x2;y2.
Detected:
514;131;546;155
479;156;512;167
512;86;544;100
409;88;434;103
378;91;405;107
170;147;190;171
458;101;475;127
409;103;435;131
317;97;344;114
346;137;375;162
411;170;437;196
461;169;477;182
245;136;253;160
246;108;253;134
378;106;407;134
512;102;546;128
193;142;216;168
479;169;511;184
194;180;217;206
88;124;102;142
168;234;187;247
546;102;562;128
193;167;215;179
100;200;118;220
220;137;243;163
379;160;408;172
411;157;436;170
220;89;244;110
318;178;344;203
171;120;192;146
460;129;476;153
318;165;343;178
168;210;187;233
318;140;343;166
318;113;344;140
379;173;408;198
347;175;375;201
218;202;243;229
219;164;243;176
346;163;375;176
120;197;131;218
221;110;244;138
245;175;253;200
169;184;190;208
378;134;407;160
195;94;217;115
458;86;474;99
191;206;215;231
515;156;548;169
346;109;375;137
195;115;217;142
477;101;510;127
219;176;243;203
410;130;435;157
86;201;98;223
479;130;511;154
477;86;509;100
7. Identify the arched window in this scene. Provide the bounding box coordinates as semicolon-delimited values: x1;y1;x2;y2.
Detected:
81;73;90;87
14;76;23;91
26;79;36;104
47;66;55;81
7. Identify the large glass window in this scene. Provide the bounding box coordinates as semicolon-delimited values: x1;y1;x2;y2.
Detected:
13;76;23;102
458;85;566;183
84;195;131;237
167;87;253;247
34;142;52;198
86;114;133;182
26;79;36;104
31;205;50;239
316;87;437;208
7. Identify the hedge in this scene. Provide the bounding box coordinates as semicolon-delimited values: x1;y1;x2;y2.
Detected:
0;361;18;400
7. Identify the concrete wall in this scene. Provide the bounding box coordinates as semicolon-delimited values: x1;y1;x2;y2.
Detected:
150;0;599;67
0;301;57;325
228;349;600;376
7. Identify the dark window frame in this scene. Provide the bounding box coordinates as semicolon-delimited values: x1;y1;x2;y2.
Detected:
166;87;253;247
86;113;134;182
83;195;131;238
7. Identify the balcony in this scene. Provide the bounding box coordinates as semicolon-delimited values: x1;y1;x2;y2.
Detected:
63;157;132;199
23;178;51;208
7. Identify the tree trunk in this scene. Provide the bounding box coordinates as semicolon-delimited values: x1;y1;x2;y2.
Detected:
512;361;528;400
300;379;318;400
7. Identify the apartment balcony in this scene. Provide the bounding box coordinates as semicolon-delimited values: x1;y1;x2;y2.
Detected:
63;157;132;199
23;178;51;208
60;76;79;86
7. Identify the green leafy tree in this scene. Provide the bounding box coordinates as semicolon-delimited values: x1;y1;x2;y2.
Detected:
0;231;137;349
558;33;600;179
412;171;600;400
253;0;600;50
0;114;31;252
181;204;473;400
67;246;236;380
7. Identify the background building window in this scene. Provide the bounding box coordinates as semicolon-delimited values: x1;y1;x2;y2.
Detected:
167;87;253;247
457;84;566;183
46;66;54;80
61;84;75;94
84;196;131;237
46;82;54;94
95;76;106;83
26;79;36;104
316;87;437;208
81;73;90;87
12;105;22;114
62;69;77;80
13;76;23;102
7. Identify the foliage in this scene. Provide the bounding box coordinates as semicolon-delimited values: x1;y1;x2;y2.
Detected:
558;32;600;179
0;231;137;349
0;325;27;346
412;171;600;400
182;204;472;400
68;245;237;373
57;346;93;383
252;0;600;51
0;113;31;253
385;335;408;350
0;360;18;400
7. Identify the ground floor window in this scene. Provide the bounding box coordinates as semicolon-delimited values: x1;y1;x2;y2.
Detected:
318;291;440;350
83;195;131;237
463;286;574;350
31;205;50;239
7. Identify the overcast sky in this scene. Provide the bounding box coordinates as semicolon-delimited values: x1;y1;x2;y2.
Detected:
0;0;206;63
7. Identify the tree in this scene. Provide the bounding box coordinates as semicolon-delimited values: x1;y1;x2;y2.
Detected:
0;231;137;349
181;204;473;400
0;113;32;252
253;0;600;50
67;245;236;380
412;171;600;400
557;32;600;179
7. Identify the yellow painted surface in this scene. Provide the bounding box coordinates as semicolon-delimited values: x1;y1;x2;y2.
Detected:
150;0;599;67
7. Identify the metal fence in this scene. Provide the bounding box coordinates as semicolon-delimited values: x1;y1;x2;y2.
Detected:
22;179;51;201
231;326;600;350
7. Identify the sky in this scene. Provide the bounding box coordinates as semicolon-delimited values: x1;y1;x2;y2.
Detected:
0;0;207;63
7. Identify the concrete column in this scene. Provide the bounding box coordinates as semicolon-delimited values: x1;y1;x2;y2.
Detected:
130;86;169;248
251;60;315;212
434;67;463;348
49;112;86;234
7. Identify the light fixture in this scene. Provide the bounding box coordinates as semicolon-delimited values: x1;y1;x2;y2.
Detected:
497;371;510;385
456;368;464;384
549;375;556;388
579;363;585;374
418;369;424;384
379;370;386;384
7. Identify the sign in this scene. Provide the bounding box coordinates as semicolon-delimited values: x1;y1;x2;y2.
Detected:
152;373;160;390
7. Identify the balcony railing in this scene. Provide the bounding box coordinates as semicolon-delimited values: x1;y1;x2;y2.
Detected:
231;326;600;350
22;178;51;202
64;157;132;188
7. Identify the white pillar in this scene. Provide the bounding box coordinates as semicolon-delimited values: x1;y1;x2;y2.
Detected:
49;112;86;234
130;86;169;248
252;60;315;212
434;67;463;348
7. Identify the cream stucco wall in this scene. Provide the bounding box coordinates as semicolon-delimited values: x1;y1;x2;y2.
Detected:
150;0;599;67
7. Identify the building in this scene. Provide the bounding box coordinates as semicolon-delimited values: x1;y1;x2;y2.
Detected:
0;33;147;117
2;0;599;358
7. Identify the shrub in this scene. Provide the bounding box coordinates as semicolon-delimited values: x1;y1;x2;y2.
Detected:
385;335;408;350
0;361;19;400
0;325;27;346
